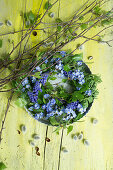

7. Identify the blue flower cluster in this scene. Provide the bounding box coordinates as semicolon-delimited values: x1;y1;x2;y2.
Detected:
53;57;85;86
67;101;86;114
85;89;92;96
33;66;42;73
21;77;30;90
55;61;63;70
39;74;48;86
68;69;85;85
27;91;38;103
43;57;48;64
77;60;83;66
34;112;44;119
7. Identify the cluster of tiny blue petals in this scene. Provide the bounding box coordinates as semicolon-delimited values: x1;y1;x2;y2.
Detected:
85;89;92;96
77;60;83;66
34;103;40;109
27;91;38;103
67;101;79;110
68;69;85;85
55;60;63;70
33;81;42;93
77;104;86;114
30;76;36;83
21;77;29;86
60;51;66;57
44;94;50;99
34;112;44;119
43;57;48;64
39;74;48;86
33;66;42;73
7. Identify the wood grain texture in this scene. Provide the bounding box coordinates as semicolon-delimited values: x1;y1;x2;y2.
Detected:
0;0;113;170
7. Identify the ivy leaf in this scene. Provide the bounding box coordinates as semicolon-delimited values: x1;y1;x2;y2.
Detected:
67;125;73;135
49;116;59;126
80;23;88;30
0;39;2;48
15;98;27;108
63;64;70;72
44;1;52;10
0;162;7;170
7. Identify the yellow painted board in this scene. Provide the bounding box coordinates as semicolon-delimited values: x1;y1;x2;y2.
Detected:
0;0;113;170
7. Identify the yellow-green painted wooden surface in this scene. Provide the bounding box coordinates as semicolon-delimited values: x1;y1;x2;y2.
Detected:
0;0;113;170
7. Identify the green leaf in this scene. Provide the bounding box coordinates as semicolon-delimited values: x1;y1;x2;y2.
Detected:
36;109;43;112
72;91;84;101
74;113;83;121
34;72;41;79
53;126;62;135
79;16;84;20
101;19;112;26
88;96;93;103
44;1;52;10
49;77;57;80
81;100;88;108
73;53;83;61
57;26;62;32
62;79;67;83
41;64;46;70
80;23;88;30
37;99;43;104
15;98;27;108
68;27;73;33
55;99;62;106
0;39;2;48
28;11;36;21
93;6;101;15
67;125;73;135
63;64;70;72
49;116;59;126
0;162;7;170
55;18;63;23
43;97;46;104
45;82;53;90
89;21;94;26
80;86;89;92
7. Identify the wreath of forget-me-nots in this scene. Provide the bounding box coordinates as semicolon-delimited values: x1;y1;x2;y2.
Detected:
18;51;100;126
